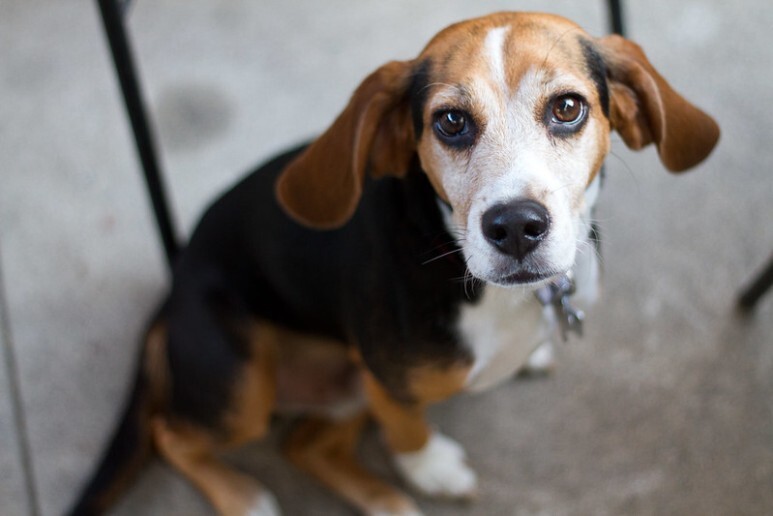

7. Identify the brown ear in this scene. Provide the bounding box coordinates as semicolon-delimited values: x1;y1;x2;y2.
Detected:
275;60;416;229
597;34;720;172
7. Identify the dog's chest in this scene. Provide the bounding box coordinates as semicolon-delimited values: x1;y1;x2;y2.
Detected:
460;285;550;392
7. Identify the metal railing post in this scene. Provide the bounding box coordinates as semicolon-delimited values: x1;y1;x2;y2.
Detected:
96;0;179;268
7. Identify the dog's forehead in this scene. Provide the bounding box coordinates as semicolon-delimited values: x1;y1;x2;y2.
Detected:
419;13;590;91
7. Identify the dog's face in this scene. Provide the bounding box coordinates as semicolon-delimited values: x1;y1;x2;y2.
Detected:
277;12;719;286
412;14;612;285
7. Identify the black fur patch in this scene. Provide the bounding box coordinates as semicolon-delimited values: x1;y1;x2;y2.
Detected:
408;59;433;139
580;38;610;118
161;143;479;415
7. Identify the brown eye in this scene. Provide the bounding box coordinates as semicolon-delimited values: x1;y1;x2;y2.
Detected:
435;110;468;137
551;94;585;124
433;109;476;148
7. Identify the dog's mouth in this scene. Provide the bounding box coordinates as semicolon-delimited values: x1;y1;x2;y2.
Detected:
459;237;568;288
501;269;555;284
491;269;560;287
468;264;563;288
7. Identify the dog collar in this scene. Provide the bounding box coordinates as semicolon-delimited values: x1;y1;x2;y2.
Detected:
535;272;585;341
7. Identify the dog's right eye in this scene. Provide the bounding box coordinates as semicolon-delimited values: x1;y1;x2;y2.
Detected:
436;111;467;136
433;110;476;147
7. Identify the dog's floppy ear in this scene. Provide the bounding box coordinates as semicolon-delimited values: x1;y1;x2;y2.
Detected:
276;60;416;229
596;34;720;172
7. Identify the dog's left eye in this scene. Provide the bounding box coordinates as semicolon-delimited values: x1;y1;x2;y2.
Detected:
551;94;586;124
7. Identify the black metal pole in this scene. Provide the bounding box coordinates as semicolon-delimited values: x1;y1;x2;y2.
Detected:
608;0;625;36
96;0;179;268
738;254;773;312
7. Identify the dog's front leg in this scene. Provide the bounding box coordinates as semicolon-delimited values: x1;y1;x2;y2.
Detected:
362;369;478;500
284;411;421;516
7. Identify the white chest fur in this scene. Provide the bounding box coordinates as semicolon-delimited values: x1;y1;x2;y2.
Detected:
461;285;553;392
460;217;601;393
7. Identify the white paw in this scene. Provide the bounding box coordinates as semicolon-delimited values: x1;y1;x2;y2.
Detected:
247;490;281;516
393;432;477;499
522;340;556;375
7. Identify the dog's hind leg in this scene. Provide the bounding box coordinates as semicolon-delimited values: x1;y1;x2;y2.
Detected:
283;412;421;516
153;320;281;516
152;416;279;516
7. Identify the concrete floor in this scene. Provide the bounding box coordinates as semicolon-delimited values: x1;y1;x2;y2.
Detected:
1;1;771;515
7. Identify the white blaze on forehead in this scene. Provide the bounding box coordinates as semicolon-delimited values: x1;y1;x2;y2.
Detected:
483;26;510;93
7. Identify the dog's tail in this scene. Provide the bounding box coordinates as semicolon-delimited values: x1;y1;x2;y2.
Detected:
66;317;167;516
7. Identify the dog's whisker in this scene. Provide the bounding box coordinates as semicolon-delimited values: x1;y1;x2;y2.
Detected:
422;247;464;266
445;228;465;241
463;270;474;299
456;257;482;300
576;234;605;271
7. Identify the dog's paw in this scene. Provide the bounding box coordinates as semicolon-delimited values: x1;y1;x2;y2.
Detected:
520;340;556;376
393;432;477;499
246;490;281;516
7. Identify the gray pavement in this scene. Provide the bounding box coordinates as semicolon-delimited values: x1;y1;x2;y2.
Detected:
1;1;771;515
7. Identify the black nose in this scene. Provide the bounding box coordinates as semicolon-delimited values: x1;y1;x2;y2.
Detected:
481;200;550;260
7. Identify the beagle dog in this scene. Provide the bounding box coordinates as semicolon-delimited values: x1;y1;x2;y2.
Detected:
70;12;719;516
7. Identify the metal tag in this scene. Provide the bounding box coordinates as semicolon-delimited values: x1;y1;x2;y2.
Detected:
535;273;585;342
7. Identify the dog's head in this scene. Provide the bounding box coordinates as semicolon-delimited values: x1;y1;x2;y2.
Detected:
276;12;719;286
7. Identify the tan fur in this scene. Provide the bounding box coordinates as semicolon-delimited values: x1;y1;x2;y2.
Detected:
267;323;362;415
362;369;431;453
224;323;278;444
407;362;472;405
152;417;271;516
284;413;420;515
